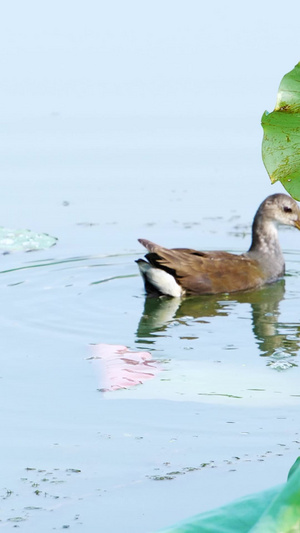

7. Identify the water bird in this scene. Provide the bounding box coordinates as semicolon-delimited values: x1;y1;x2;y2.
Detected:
136;193;300;297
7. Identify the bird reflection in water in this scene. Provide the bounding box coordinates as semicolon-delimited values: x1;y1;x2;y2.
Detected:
136;280;300;365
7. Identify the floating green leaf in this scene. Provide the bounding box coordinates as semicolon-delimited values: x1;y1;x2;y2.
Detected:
0;228;57;252
160;457;300;532
262;62;300;200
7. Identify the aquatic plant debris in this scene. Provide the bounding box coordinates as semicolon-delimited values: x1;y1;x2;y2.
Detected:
0;227;57;252
89;344;161;391
262;62;300;200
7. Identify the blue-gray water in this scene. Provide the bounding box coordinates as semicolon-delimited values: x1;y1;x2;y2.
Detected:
0;116;300;532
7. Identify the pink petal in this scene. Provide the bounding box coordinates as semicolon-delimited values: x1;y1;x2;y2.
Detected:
90;343;161;391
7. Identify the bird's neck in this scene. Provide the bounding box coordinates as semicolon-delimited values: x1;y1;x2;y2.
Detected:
249;215;281;253
248;214;284;276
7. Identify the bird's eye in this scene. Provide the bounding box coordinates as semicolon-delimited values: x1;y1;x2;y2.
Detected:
283;206;292;213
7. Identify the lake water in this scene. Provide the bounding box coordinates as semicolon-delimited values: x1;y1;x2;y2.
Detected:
1;115;300;532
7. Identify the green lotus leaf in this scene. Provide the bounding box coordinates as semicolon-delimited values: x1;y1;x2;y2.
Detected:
0;227;57;252
262;62;300;200
160;458;300;532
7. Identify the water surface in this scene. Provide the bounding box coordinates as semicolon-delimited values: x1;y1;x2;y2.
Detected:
1;116;300;532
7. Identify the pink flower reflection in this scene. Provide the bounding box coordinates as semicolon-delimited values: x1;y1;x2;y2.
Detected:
90;344;161;391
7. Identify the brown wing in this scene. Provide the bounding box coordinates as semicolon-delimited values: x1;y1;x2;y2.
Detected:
138;239;266;294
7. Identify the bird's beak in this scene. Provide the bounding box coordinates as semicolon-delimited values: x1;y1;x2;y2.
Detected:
294;217;300;230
